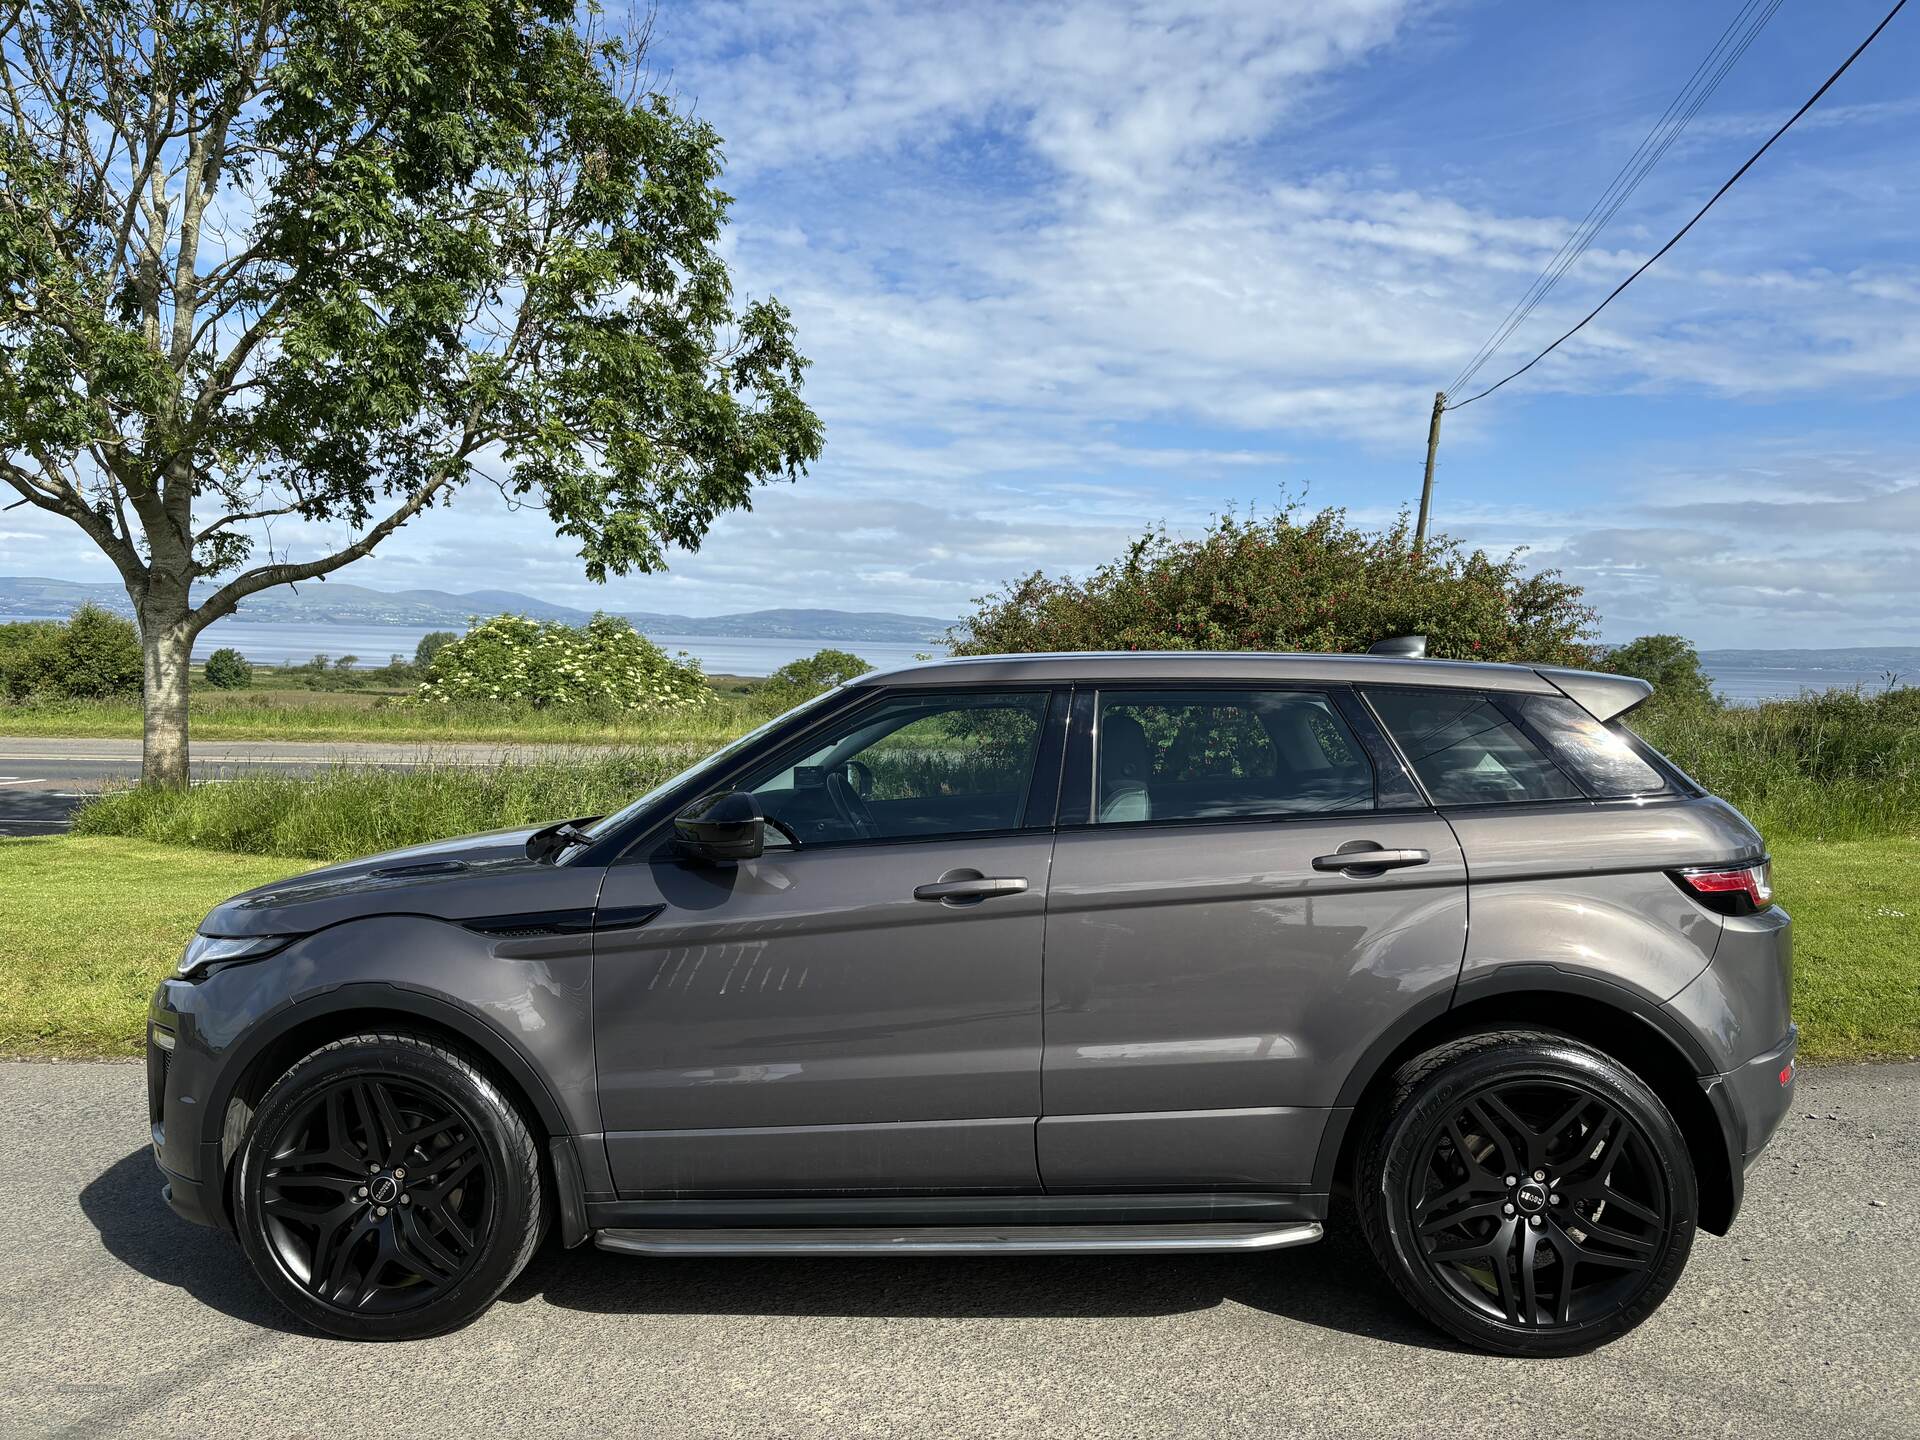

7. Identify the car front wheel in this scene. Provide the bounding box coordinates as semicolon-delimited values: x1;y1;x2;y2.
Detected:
1356;1029;1698;1356
233;1030;543;1340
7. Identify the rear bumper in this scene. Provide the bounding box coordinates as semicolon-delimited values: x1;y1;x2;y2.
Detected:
1699;1023;1797;1232
1720;1023;1799;1163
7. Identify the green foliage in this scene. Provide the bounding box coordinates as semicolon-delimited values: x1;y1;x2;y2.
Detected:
0;605;142;700
1604;634;1717;710
415;632;459;667
1633;685;1920;840
948;506;1596;665
73;750;703;862
1;0;822;784
415;613;712;712
202;647;254;689
755;648;875;710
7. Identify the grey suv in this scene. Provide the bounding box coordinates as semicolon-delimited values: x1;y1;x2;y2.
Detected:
147;649;1795;1354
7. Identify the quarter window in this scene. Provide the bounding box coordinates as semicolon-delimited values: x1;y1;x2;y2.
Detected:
1512;695;1671;797
745;691;1049;844
1093;690;1375;823
1367;689;1581;806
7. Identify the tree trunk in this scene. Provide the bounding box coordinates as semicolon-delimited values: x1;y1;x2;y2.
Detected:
139;604;194;789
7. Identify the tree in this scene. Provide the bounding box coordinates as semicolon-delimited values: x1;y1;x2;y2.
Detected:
203;646;253;688
1603;634;1717;709
949;506;1596;666
0;0;822;786
756;647;874;709
414;631;458;668
414;612;709;710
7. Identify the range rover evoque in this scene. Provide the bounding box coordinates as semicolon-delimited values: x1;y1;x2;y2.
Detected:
147;646;1796;1353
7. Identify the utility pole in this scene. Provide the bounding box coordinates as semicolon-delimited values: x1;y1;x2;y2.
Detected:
1414;390;1445;556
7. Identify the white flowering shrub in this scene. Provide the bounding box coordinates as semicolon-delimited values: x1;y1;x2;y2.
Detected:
414;614;712;711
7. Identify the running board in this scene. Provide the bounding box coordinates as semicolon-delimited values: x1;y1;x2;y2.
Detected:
593;1221;1324;1257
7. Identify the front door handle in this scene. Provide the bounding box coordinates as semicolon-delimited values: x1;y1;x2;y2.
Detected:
1312;846;1431;874
913;875;1029;903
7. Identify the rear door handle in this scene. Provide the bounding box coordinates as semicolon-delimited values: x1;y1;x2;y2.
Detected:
1312;847;1430;873
913;876;1029;902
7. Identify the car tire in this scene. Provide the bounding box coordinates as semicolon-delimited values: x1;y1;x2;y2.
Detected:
233;1030;544;1341
1355;1029;1697;1357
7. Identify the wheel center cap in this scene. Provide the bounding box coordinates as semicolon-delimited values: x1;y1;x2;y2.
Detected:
368;1174;401;1206
1515;1180;1548;1215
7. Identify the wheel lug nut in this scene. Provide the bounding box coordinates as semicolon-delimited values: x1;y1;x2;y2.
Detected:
376;1205;388;1216
1550;1194;1562;1206
400;1195;411;1206
356;1186;368;1198
368;1163;379;1173
1503;1203;1515;1215
1504;1175;1517;1187
395;1168;406;1179
1529;1216;1543;1228
1532;1170;1545;1182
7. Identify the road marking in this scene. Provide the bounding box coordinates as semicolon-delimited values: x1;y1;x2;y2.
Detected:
0;777;50;786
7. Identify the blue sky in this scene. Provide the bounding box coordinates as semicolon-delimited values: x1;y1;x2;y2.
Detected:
6;0;1917;645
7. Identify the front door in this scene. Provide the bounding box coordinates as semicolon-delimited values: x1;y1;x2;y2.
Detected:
593;687;1062;1198
1038;685;1468;1192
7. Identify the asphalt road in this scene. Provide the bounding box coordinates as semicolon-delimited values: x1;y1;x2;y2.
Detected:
0;737;582;835
0;1061;1915;1439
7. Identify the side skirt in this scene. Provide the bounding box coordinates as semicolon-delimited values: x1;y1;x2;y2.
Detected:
582;1190;1328;1233
595;1220;1325;1257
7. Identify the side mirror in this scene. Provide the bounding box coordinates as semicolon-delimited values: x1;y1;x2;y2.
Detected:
673;790;766;863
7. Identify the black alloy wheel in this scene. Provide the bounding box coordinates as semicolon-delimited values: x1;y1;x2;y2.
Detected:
235;1032;543;1340
257;1074;493;1313
1357;1030;1697;1356
1410;1078;1667;1329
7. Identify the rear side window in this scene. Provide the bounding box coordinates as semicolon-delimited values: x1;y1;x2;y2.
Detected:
1511;695;1671;797
1095;689;1375;823
1367;689;1580;806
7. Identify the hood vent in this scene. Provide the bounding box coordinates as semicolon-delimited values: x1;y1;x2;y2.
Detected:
367;859;471;880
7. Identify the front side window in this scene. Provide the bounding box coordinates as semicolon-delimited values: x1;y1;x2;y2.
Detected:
1093;689;1375;824
745;691;1050;845
1367;688;1581;806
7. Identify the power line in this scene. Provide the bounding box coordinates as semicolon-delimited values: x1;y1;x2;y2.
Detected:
1447;0;1910;411
1447;0;1786;400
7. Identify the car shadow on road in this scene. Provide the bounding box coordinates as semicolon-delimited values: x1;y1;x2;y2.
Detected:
78;1148;305;1336
81;1147;1454;1351
509;1208;1460;1352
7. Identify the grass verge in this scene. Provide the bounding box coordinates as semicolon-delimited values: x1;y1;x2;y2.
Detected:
71;747;706;861
0;690;759;745
2;834;1911;1063
0;837;307;1057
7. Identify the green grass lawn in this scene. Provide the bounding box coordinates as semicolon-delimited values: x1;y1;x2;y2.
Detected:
0;689;758;745
2;833;1912;1063
0;838;307;1057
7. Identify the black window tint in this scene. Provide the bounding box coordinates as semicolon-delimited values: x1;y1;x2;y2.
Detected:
1514;695;1670;797
1367;689;1581;806
1095;690;1374;823
746;691;1048;844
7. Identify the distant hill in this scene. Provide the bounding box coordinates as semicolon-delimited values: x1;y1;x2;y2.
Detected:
0;576;951;644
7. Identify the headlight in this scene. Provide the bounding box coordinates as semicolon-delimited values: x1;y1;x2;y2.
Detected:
177;932;297;979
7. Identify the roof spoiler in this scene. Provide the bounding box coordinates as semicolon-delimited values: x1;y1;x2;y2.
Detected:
1535;666;1654;723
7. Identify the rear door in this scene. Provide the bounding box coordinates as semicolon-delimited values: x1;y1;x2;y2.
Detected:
1038;684;1468;1191
592;686;1065;1198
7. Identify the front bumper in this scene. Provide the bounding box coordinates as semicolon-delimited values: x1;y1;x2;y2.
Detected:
147;981;227;1231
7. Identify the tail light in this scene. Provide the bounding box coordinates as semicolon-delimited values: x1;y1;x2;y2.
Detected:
1673;860;1773;916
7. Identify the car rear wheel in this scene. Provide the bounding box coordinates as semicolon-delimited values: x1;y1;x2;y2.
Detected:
233;1031;543;1340
1356;1030;1697;1356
